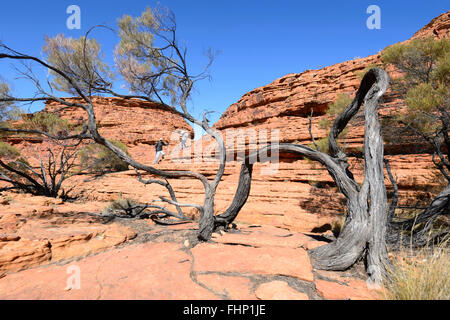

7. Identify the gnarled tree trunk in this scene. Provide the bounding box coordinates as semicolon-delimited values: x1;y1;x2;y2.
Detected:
214;68;391;284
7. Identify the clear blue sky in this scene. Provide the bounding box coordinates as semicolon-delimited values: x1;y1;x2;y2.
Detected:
0;1;448;137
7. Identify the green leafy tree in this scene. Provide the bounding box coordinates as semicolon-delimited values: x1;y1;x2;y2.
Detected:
43;34;113;96
115;7;180;105
0;81;21;122
381;37;450;245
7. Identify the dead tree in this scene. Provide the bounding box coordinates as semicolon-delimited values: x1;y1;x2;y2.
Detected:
0;8;226;240
0;138;80;198
386;109;450;247
215;68;391;285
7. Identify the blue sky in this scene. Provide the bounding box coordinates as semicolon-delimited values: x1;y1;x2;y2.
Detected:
0;1;448;137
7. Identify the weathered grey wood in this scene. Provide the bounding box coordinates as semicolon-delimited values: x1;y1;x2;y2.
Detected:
217;68;391;284
388;184;449;246
1;41;396;283
215;162;253;228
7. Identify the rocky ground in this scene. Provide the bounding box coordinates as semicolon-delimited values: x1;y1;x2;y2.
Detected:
1;11;447;301
0;197;382;299
0;156;437;300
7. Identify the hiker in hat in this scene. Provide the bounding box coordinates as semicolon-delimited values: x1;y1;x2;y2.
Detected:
154;138;169;164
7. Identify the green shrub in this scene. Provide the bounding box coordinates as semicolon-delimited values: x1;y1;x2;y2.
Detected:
79;140;130;174
20;112;75;136
0;142;31;181
0;141;21;158
354;63;382;79
308;137;329;154
104;197;137;212
103;196;146;216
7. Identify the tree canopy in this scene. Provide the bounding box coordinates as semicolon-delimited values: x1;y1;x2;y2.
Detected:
382;37;449;136
43;34;113;96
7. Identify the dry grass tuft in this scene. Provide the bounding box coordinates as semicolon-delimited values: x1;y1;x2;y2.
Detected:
383;237;449;300
104;197;140;215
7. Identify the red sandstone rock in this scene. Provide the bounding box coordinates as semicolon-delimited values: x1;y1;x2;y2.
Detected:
196;274;256;300
213;13;448;153
48;224;136;262
4;96;193;165
0;193;137;274
1;14;447;236
0;239;51;273
212;225;311;248
61;153;441;234
255;281;309;300
315;279;379;300
0;213;24;234
45;97;193;144
0;234;20;241
0;242;218;299
192;243;314;282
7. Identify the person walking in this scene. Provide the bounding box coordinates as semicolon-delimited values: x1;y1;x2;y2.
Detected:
180;131;189;150
154;138;169;164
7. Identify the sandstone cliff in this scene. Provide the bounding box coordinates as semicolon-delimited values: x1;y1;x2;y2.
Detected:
213;11;449;150
2;12;449;236
197;11;450;219
1;12;448;279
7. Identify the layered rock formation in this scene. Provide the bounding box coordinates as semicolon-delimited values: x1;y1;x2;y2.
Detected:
0;12;448;272
5;96;193;164
213;12;450;148
412;11;450;39
201;11;449;219
0;13;448;299
0;193;136;274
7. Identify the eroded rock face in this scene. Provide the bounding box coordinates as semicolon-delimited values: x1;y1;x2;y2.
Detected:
255;281;309;300
6;96;193;164
0;13;448;277
0;193;136;274
214;12;449;147
192;11;448;225
46;97;193;145
412;11;450;39
214;53;378;133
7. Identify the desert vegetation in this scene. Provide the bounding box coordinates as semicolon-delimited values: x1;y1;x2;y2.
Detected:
0;6;448;291
381;37;449;247
78;140;130;174
0;112;81;198
383;237;449;300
